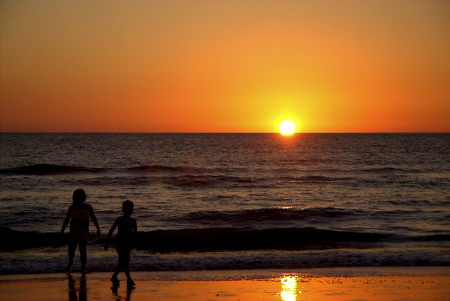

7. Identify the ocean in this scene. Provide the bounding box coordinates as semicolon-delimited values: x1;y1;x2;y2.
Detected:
0;133;449;274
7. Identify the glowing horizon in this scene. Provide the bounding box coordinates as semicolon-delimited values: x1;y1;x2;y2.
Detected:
1;1;449;133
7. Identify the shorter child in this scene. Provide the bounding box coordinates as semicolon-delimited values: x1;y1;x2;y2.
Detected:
104;200;138;287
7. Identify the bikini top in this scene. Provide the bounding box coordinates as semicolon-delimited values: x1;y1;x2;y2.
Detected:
72;206;90;220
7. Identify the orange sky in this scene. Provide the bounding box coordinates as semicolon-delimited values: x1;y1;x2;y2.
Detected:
1;1;449;133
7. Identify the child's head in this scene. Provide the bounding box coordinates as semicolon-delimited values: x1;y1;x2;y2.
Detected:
122;200;134;216
73;189;87;205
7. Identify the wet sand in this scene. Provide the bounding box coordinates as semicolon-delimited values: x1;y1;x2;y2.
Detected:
1;268;449;301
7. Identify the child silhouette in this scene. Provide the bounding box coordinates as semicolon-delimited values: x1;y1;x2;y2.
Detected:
61;189;101;274
105;200;138;287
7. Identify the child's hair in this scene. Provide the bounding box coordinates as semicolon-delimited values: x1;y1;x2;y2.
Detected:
73;189;87;205
122;200;134;215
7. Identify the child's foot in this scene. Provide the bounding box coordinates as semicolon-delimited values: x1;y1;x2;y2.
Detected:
127;279;135;288
65;264;72;273
110;275;120;285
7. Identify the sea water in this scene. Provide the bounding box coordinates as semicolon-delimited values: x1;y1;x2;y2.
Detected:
0;133;449;274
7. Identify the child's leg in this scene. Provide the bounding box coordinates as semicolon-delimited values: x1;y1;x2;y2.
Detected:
79;240;87;272
113;260;122;276
112;246;123;278
122;251;134;285
123;263;131;280
110;261;121;285
66;239;78;271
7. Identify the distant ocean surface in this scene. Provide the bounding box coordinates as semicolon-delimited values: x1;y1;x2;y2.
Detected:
1;133;449;274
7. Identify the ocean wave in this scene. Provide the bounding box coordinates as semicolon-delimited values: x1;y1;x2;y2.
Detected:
360;167;421;173
127;165;208;174
164;207;363;225
130;249;450;272
0;164;105;175
0;164;211;176
135;227;395;253
59;176;156;186
55;174;307;188
2;226;449;274
0;226;67;251
279;175;353;182
2;164;355;185
0;226;397;252
3;225;447;254
2;247;450;275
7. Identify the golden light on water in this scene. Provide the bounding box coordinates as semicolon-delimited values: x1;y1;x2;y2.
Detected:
280;276;298;301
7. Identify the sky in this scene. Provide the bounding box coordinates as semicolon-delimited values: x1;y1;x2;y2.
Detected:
1;0;449;133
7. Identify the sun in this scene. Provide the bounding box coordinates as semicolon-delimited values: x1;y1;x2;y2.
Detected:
279;120;296;135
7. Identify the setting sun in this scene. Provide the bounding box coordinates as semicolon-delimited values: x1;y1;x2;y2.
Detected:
280;121;296;135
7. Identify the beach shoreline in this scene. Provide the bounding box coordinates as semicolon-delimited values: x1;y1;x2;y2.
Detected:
1;267;450;301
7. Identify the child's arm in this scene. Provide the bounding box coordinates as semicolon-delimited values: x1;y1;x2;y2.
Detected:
60;205;73;235
132;219;138;248
87;204;101;238
104;219;119;251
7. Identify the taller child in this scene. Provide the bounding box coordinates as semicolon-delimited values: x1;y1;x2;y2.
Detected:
61;189;101;273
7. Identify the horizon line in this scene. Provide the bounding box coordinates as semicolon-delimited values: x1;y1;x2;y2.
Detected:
1;131;449;134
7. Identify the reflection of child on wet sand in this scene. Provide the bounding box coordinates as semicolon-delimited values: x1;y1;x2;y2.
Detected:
61;189;101;274
105;200;138;287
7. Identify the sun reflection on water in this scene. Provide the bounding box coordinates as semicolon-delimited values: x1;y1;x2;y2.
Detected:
280;276;298;301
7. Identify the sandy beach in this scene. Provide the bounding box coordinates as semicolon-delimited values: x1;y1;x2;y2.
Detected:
1;267;449;301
